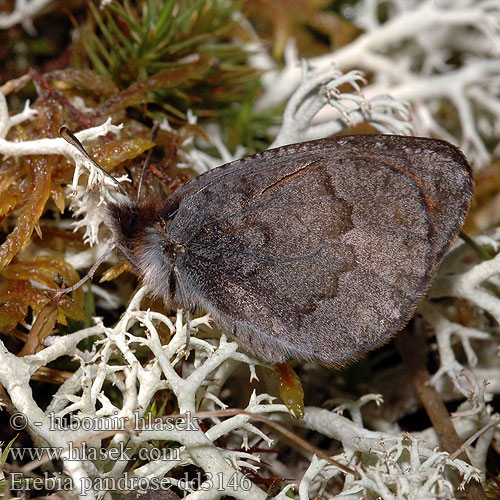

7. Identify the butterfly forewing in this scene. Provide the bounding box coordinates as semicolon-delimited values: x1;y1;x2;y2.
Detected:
164;135;472;366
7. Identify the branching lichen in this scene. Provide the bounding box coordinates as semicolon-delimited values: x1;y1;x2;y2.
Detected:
257;0;500;168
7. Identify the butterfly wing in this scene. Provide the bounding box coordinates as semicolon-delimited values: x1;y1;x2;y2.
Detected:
169;135;472;366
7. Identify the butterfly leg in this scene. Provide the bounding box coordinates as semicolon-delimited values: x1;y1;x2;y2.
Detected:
173;266;191;351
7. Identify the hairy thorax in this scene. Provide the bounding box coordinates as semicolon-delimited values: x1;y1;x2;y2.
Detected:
107;198;181;303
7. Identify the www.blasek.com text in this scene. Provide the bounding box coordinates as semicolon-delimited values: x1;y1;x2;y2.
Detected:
9;442;181;462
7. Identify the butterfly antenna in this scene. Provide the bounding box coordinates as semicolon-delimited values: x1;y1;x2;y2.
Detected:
137;122;160;202
59;126;128;196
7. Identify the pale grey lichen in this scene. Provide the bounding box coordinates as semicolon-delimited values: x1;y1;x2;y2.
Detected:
256;0;500;169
